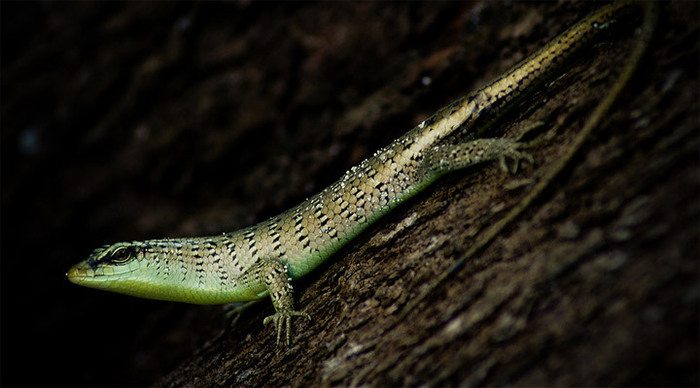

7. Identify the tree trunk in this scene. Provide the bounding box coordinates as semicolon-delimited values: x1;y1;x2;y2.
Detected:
156;2;699;386
2;1;697;386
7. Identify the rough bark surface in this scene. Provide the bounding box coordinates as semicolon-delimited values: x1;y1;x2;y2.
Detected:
1;1;697;386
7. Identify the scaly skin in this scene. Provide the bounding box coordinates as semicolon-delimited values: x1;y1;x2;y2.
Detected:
67;1;642;345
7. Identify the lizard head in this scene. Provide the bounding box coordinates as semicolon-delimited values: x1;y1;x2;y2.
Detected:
66;240;232;304
66;241;182;301
67;242;145;288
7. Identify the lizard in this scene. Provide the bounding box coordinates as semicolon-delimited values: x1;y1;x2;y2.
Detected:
67;1;656;346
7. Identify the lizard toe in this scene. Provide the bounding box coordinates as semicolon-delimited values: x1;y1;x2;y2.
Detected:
263;309;311;346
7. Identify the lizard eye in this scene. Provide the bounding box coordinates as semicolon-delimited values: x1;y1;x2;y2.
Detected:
109;247;133;264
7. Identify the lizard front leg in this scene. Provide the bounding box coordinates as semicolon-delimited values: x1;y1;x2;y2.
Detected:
254;258;310;346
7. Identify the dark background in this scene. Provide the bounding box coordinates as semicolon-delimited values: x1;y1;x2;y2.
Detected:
2;1;698;386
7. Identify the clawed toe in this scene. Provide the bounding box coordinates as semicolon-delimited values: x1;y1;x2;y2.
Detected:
498;145;535;174
264;310;311;346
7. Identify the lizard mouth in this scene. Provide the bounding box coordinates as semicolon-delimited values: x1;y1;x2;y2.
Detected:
66;261;136;284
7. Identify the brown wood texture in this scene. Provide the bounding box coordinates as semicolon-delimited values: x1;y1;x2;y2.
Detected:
2;1;697;386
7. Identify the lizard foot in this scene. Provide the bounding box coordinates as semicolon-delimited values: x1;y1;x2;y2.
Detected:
263;309;311;346
497;141;535;174
223;301;258;327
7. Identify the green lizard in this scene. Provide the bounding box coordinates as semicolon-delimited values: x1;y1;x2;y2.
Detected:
67;1;655;346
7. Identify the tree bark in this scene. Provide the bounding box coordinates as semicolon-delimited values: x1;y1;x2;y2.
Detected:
2;1;697;386
156;2;699;386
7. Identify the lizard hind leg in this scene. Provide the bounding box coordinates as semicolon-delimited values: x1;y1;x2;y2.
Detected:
424;138;535;176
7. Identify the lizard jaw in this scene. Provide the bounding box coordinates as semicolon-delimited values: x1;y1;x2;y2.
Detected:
66;260;136;285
